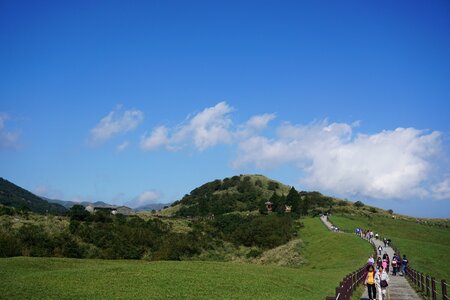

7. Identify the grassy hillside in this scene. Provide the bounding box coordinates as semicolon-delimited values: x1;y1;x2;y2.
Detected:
0;217;373;299
329;214;450;280
169;174;291;217
0;178;66;214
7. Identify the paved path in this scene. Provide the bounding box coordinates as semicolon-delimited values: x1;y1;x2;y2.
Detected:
360;238;421;300
320;215;340;232
319;216;421;300
320;215;333;230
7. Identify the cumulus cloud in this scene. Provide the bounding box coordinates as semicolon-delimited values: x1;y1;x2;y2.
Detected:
126;191;161;208
139;102;449;201
234;121;446;200
89;106;144;145
0;113;20;150
141;102;234;151
140;126;170;150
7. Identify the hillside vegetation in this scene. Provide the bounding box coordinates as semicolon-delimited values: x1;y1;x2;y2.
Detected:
0;178;66;214
169;174;342;217
330;214;450;280
0;217;373;299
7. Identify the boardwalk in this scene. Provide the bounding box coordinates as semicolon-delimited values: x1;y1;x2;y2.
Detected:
360;238;421;300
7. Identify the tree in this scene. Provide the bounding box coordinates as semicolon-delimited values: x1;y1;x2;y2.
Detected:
354;201;364;208
286;187;301;214
68;204;90;221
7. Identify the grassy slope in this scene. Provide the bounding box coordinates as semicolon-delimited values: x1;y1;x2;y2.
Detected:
0;217;373;299
330;214;450;280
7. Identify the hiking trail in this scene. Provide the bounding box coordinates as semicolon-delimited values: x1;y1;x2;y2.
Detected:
319;216;421;300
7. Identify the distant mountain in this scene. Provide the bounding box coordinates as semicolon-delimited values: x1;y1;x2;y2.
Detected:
0;178;67;215
134;203;167;212
46;198;129;210
44;198;77;209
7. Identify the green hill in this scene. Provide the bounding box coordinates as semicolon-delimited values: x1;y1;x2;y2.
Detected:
168;174;346;217
0;178;66;215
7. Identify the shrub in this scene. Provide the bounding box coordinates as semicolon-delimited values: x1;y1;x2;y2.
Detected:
354;201;364;208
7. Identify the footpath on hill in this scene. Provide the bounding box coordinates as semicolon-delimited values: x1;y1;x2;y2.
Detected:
319;216;421;300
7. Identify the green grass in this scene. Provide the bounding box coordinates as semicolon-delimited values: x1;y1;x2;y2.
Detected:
330;214;450;280
0;217;373;299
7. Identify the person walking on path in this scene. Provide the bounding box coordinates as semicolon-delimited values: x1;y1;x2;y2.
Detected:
375;266;389;300
401;255;408;275
364;265;377;300
391;256;398;276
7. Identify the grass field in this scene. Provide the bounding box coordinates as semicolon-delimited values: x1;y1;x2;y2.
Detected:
329;214;450;280
0;217;373;299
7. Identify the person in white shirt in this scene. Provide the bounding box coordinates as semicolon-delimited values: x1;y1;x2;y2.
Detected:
375;266;389;300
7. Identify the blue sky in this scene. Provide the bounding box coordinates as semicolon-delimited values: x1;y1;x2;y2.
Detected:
1;1;449;217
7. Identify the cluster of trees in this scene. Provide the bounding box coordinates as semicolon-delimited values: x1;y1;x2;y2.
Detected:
171;175;340;218
259;188;337;217
0;203;298;260
209;214;296;249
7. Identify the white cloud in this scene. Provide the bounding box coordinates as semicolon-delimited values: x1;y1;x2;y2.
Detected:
0;113;20;150
245;113;276;130
89;107;144;145
141;102;234;151
139;103;449;201
126;191;161;208
116;141;130;152
140;126;170;150
234;121;446;200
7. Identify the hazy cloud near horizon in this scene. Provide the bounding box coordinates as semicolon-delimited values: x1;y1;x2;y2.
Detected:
0;113;20;150
125;191;162;208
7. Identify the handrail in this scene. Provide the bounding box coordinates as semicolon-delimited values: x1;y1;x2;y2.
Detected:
324;217;377;300
405;266;448;300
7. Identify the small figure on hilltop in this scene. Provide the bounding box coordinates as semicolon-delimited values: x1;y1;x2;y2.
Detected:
401;255;408;276
383;238;387;247
378;245;383;255
364;264;377;300
375;265;389;300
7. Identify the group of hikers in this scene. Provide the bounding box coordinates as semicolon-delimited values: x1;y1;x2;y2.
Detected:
355;227;409;300
364;250;408;299
356;228;378;240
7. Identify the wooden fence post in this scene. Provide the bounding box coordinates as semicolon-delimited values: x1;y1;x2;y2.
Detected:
421;273;425;292
418;272;421;291
441;280;447;300
426;275;430;297
432;277;437;300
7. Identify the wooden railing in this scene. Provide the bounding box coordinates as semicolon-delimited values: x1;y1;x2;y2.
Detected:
405;267;448;300
325;265;368;300
390;242;448;300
